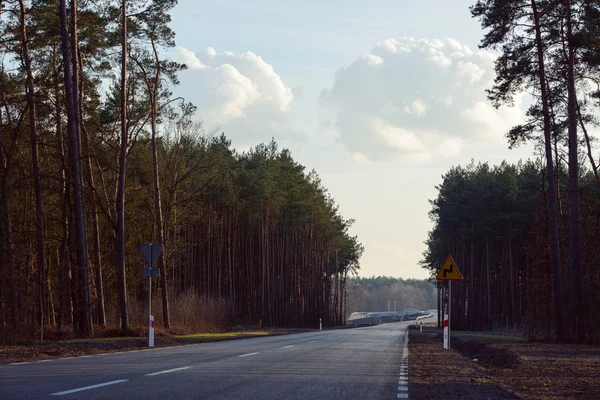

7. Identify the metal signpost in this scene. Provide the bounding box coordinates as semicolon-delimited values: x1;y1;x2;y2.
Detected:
436;255;463;350
140;243;163;347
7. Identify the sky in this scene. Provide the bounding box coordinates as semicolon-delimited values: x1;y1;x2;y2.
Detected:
167;0;535;279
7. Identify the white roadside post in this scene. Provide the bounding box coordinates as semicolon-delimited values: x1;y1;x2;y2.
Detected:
149;315;155;347
448;281;452;349
436;255;462;351
140;243;163;348
443;314;449;349
319;318;322;331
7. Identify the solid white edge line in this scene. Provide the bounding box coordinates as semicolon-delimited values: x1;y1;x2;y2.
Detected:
238;352;259;358
50;380;128;396
145;366;192;376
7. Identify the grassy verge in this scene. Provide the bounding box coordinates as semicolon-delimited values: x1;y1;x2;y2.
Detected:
0;328;301;365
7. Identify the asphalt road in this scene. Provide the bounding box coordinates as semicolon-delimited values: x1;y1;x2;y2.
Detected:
0;321;420;400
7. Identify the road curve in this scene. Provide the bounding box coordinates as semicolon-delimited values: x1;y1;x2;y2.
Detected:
0;322;414;400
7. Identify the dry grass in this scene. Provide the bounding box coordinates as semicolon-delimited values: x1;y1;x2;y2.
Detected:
0;292;285;364
410;329;600;400
104;291;234;336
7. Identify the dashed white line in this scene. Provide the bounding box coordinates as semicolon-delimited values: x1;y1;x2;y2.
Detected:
308;340;317;344
282;345;295;349
238;352;259;358
395;330;410;399
145;366;192;376
50;379;128;396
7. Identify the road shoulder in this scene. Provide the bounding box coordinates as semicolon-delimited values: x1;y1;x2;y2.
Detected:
408;330;517;400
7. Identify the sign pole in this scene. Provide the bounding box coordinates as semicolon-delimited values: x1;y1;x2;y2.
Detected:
139;243;162;347
148;244;153;347
448;280;451;350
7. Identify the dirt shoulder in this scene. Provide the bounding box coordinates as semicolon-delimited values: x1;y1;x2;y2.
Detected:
409;329;600;400
0;328;308;364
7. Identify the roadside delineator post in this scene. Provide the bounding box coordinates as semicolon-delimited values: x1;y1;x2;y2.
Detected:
319;318;322;331
149;315;155;347
420;321;423;332
443;315;449;349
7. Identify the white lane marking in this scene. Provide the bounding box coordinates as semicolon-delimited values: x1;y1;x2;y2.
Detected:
308;340;317;344
238;352;259;358
9;362;29;365
282;345;295;349
396;330;410;399
36;359;52;363
50;380;128;396
145;366;192;376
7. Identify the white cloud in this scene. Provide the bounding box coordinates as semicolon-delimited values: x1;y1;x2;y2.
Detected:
321;37;526;161
172;46;295;144
404;99;428;117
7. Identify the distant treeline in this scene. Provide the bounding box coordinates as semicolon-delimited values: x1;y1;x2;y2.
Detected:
346;277;437;315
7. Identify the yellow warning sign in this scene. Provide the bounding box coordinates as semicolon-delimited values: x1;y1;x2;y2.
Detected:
436;255;463;280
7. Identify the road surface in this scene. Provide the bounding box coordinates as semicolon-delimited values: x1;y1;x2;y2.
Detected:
0;321;423;399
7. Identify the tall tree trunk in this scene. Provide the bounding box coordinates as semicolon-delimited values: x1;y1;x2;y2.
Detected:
82;124;105;327
531;0;565;342
116;0;129;331
19;0;46;341
0;143;17;329
59;0;92;337
148;38;171;330
486;234;492;331
469;227;475;330
150;93;171;330
509;234;516;327
77;37;106;327
566;1;584;343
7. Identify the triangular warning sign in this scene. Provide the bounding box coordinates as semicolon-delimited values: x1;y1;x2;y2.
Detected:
436;255;463;280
